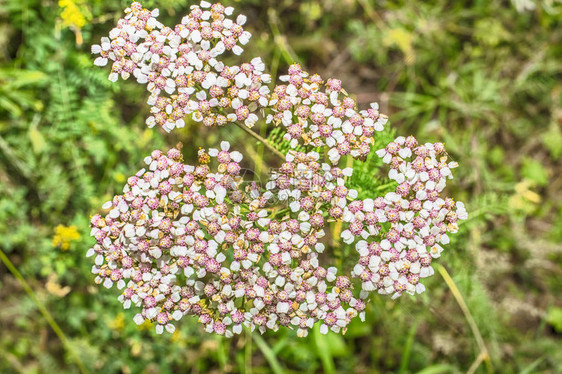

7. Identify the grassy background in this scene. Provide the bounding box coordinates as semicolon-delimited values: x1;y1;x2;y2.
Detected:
1;0;561;372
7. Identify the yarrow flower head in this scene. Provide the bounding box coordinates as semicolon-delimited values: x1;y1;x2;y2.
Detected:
88;1;467;337
92;1;270;132
267;64;388;164
88;142;365;337
345;136;467;299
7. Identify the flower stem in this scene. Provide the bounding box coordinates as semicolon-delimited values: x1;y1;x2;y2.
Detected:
234;122;285;160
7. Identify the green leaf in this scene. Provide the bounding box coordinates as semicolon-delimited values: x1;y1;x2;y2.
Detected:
313;325;335;374
546;307;562;333
541;124;562;160
29;126;46;154
0;68;48;88
520;158;548;187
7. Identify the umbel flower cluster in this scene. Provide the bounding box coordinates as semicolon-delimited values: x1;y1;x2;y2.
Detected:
92;0;268;131
88;1;467;337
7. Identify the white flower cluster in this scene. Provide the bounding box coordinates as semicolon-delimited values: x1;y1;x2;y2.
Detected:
92;1;270;132
267;64;388;164
344;136;468;299
88;1;467;337
88;142;369;337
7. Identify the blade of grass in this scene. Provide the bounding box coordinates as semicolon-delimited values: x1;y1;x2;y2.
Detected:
313;324;336;374
415;364;457;374
251;331;285;374
467;351;488;374
267;8;301;66
0;248;89;374
216;335;228;373
437;264;493;374
246;326;253;374
399;319;420;374
356;0;386;30
519;357;544;374
269;46;282;82
272;336;288;355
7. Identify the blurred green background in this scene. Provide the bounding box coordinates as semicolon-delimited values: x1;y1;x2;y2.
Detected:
1;0;561;372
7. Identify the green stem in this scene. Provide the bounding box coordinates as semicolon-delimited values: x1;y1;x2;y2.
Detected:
244;326;253;374
251;331;284;374
234;121;285;160
0;249;89;374
438;264;493;374
375;181;398;191
356;0;386;30
267;9;301;66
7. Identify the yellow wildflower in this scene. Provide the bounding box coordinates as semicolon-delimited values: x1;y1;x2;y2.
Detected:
137;319;154;331
59;0;87;29
383;27;416;65
114;172;126;183
509;180;542;214
109;313;126;331
170;330;183;343
52;224;81;250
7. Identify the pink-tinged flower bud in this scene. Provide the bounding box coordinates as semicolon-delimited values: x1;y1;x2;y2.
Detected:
226;162;241;175
326;78;342;92
288;64;302;75
336;276;351;289
340;289;353;303
349;220;364;235
420;256;432;267
304;213;321;228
